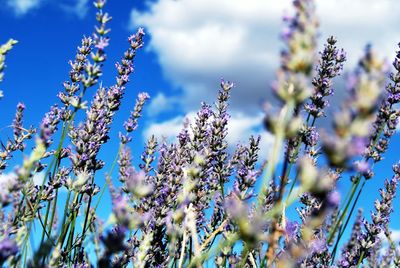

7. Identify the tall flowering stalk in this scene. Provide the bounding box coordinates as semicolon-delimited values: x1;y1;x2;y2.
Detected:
270;2;345;217
0;39;18;99
280;0;318;76
327;43;400;255
338;163;400;267
281;36;346;195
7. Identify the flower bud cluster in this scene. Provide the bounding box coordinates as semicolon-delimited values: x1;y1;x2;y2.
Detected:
69;28;145;173
340;171;399;266
58;0;111;111
364;44;400;163
0;103;36;171
124;92;150;133
0;39;18;99
281;0;319;75
305;36;346;118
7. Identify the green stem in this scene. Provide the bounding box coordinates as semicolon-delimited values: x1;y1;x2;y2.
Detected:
48;189;59;237
285;170;298;202
76;193;93;263
93;144;122;213
330;180;365;262
66;215;77;262
187;233;239;267
238;244;250;267
39;202;52;244
357;251;365;267
258;101;295;207
39;201;50;236
327;178;361;244
328;119;385;249
283;113;314;206
57;191;75;246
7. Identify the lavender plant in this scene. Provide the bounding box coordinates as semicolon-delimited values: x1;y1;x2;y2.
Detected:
0;0;399;267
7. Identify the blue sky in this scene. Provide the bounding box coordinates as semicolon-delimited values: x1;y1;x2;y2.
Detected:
1;0;400;253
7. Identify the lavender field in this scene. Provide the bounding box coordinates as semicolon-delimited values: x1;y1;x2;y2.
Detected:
1;0;400;267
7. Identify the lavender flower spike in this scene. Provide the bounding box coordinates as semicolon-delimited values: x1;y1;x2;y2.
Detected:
124;92;150;133
305;36;346;118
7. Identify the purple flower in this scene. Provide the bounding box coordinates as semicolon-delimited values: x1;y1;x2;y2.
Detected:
310;238;327;254
388;92;400;103
123;92;150;133
307;36;346;118
128;27;145;49
124;168;153;198
0;238;18;264
279;0;318;75
198;102;213;119
138;92;150;101
327;190;341;208
220;79;235;91
280;27;292;41
40;105;62;147
12;102;25;138
112;195;131;228
224;194;247;220
285;220;299;241
304;126;319;147
354;160;370;173
94;36;109;50
100;226;127;253
348;137;368;156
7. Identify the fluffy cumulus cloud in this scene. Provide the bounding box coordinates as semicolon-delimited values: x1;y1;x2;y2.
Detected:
146;92;181;117
7;0;90;17
60;0;90;19
1;171;45;186
130;0;400;114
132;0;400;149
32;171;45;186
378;228;400;255
391;229;400;242
130;0;284;113
143;113;191;143
7;0;42;15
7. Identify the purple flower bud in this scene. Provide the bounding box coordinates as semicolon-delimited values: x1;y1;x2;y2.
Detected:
220;79;234;92
310;238;327;254
0;238;18;264
327;190;341;208
100;226;126;253
285;220;299;240
354;160;369;174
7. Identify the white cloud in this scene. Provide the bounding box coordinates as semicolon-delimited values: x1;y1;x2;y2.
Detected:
0;172;17;185
377;228;400;257
379;228;400;242
147;92;181;117
226;113;262;145
318;1;400;67
143;114;190;143
7;0;90;17
391;229;400;242
130;0;280;113
0;172;44;186
7;0;42;15
32;171;45;186
60;0;90;19
226;113;275;159
130;0;400;114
